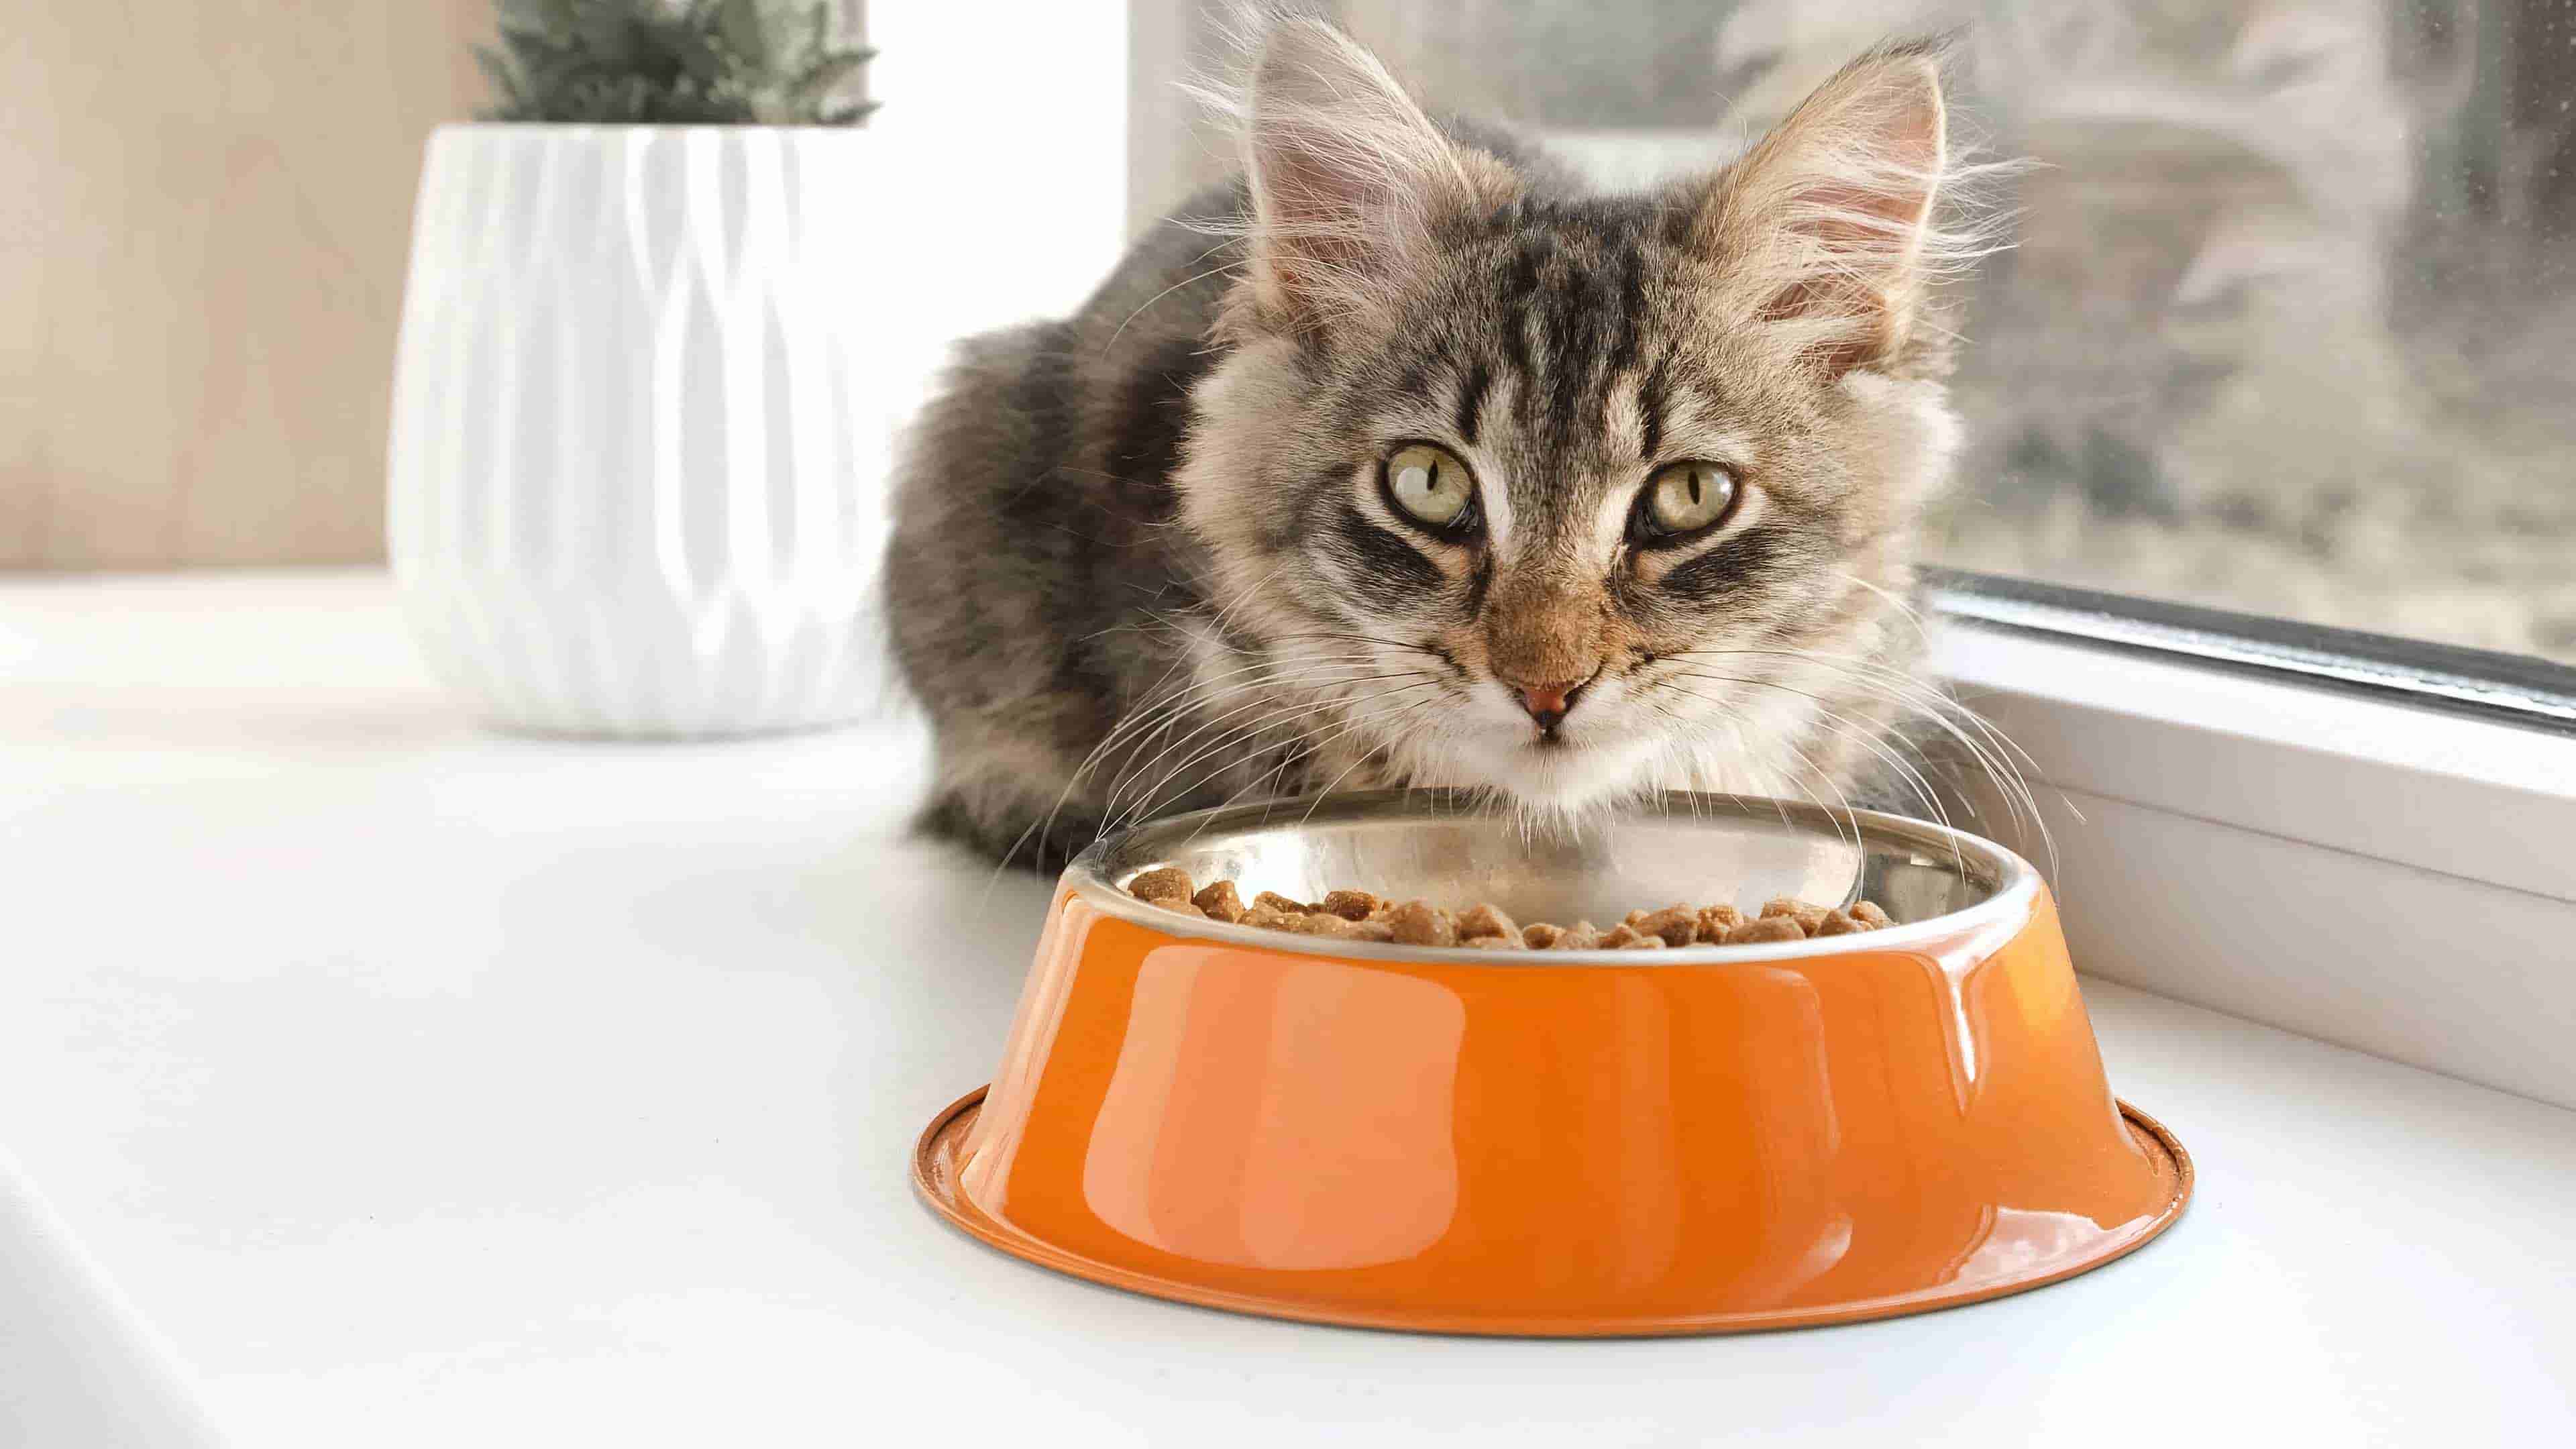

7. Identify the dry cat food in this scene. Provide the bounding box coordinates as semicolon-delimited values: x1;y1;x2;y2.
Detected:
1122;867;1893;950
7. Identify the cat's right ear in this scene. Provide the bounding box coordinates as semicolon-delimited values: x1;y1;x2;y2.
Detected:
1236;19;1517;339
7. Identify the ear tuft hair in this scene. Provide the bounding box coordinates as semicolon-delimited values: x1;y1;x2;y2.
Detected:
1199;11;1521;340
1688;38;2012;377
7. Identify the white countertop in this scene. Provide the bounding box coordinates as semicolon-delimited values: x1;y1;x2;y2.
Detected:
4;572;2571;1447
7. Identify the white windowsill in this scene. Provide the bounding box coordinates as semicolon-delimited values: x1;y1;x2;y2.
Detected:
1;570;2569;1445
1933;612;2576;1110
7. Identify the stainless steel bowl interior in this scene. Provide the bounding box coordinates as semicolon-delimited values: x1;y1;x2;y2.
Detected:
1073;792;2031;961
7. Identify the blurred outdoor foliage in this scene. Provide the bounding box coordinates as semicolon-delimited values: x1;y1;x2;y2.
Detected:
1345;0;2576;663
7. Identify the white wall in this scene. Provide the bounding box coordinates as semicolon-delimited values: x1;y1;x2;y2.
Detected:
859;2;1130;446
0;1;1129;571
0;1;486;570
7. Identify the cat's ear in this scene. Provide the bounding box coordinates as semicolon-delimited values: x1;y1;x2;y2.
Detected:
1237;19;1518;337
1690;41;1966;377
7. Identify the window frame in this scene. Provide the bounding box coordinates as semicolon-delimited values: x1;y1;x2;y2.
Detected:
1929;576;2576;1111
1931;570;2576;733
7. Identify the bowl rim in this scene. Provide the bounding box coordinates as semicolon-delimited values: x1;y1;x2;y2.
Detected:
1064;790;2042;967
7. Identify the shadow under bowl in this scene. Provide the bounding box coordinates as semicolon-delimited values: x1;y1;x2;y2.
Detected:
914;791;2190;1336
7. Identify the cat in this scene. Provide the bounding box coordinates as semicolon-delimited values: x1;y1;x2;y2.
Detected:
885;15;1999;870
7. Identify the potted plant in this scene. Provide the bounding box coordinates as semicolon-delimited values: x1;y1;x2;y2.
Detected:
387;0;890;737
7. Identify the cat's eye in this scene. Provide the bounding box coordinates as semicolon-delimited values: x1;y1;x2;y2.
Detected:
1382;443;1477;531
1637;461;1741;540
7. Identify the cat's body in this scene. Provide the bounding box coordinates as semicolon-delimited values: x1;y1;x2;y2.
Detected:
888;20;1986;869
884;180;1253;866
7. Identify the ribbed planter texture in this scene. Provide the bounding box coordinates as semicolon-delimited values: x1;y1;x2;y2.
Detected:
387;124;890;737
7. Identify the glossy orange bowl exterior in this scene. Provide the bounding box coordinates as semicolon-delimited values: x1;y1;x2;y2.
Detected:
916;794;2189;1335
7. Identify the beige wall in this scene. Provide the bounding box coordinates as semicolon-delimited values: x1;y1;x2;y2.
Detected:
2;2;483;570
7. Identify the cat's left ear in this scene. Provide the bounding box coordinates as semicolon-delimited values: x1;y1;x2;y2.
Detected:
1688;41;1963;378
1236;18;1520;339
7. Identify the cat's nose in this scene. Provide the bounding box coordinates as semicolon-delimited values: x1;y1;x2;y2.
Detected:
1510;675;1592;733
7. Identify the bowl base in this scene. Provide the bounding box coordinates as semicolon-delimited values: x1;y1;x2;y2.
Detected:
912;1087;2192;1338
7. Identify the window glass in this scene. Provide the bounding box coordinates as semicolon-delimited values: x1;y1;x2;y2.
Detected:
1137;1;2576;667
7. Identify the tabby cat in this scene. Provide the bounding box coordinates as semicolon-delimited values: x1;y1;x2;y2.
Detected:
887;17;1995;869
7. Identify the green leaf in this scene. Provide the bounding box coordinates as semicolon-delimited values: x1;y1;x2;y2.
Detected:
783;48;867;106
469;0;874;127
575;10;637;70
716;0;768;66
519;0;582;35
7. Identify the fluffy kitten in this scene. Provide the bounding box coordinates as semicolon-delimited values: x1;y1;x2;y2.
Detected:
887;17;1990;869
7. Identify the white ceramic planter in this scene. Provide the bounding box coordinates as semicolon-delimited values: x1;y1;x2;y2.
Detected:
387;124;895;737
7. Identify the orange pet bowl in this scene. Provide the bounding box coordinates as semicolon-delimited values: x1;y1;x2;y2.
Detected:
914;792;2190;1336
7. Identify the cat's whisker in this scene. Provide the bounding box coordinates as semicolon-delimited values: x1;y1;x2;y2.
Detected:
1672;644;2052;793
1102;259;1245;356
1102;675;1444;829
1216;688;1449;820
1105;656;1435;779
979;653;1254;879
1075;655;1383;802
1662;668;1954;824
1098;680;1383;821
1724;647;2051;797
1109;680;1446;833
1834;572;1933;653
1268;629;1447;659
1778;733;1863;859
1660;670;1968;875
1662;671;1951;818
1292;694;1452;827
1658;647;2054;875
1018;649;1403;870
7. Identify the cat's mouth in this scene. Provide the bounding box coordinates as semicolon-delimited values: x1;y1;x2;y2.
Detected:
1454;724;1660;816
1424;674;1662;814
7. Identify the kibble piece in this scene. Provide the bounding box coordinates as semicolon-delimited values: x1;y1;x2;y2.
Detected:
1321;889;1383;922
1386;900;1456;947
1695;904;1744;943
1193;880;1245;923
1553;922;1602;951
1128;867;1194;904
1197;877;1892;947
1762;897;1831;934
1633;906;1699;947
1727;915;1807;945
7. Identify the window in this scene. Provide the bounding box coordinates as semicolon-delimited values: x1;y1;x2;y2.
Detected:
1126;1;2576;1110
1129;0;2576;667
